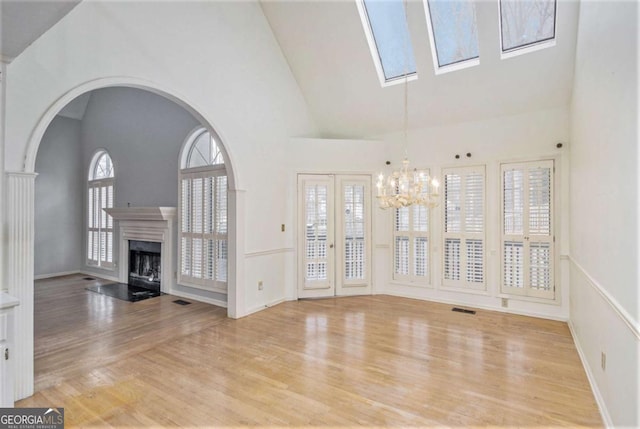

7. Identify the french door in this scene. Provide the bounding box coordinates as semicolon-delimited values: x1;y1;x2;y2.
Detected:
501;160;555;299
297;174;372;298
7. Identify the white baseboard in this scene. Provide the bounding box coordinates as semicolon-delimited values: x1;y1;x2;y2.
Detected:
168;289;228;309
244;297;286;317
80;271;119;283
35;270;81;280
379;290;569;322
568;321;612;428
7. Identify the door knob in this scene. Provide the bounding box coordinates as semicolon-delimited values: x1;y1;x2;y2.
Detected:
329;244;334;249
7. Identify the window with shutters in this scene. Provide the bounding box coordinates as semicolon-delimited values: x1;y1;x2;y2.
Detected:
87;150;114;268
393;174;431;284
442;165;485;290
179;128;227;293
501;160;554;299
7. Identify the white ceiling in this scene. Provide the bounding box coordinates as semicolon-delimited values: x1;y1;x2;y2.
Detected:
1;0;579;140
0;0;81;61
261;0;580;139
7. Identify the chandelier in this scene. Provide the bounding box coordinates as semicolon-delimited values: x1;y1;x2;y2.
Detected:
376;159;439;209
375;0;439;210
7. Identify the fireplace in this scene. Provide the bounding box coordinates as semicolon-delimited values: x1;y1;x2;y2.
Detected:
104;207;176;294
128;240;161;292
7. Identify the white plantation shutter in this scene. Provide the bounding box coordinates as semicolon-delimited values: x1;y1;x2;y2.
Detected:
87;180;114;268
178;168;227;293
393;171;431;284
501;160;554;299
343;184;366;280
442;166;485;289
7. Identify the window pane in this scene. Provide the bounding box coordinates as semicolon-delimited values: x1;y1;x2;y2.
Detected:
504;241;524;288
528;167;551;236
426;0;479;67
444;238;460;280
464;172;483;233
503;169;524;235
187;130;225;168
362;0;417;80
500;0;556;52
414;237;428;277
445;174;461;233
395;236;410;275
530;242;551;290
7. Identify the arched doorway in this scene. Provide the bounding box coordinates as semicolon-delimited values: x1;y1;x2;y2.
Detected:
11;77;244;400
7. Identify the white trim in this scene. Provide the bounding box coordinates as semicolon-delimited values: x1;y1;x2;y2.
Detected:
244;297;286;317
177;281;227;295
245;248;294;258
379;291;569;322
498;0;558;60
169;290;227;309
423;0;480;75
34;270;81;280
354;0;418;87
80;271;119;283
569;256;640;340
568;321;613;428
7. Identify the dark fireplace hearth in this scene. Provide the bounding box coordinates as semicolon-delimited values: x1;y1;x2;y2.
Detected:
129;240;161;292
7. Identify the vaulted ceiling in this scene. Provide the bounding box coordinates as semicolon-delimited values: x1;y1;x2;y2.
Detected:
261;0;579;138
1;0;579;140
0;0;81;61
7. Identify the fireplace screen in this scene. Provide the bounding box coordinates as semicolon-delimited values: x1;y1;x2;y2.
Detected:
129;240;161;291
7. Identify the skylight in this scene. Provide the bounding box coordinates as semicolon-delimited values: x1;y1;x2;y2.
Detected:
425;0;479;71
357;0;417;84
500;0;556;53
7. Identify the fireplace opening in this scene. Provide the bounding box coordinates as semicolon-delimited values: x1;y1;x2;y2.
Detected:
129;240;161;292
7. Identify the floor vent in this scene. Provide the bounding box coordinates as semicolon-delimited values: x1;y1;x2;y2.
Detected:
83;277;96;281
173;299;192;306
452;307;476;315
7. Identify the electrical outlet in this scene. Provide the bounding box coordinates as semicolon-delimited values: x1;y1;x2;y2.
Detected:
501;298;508;308
258;281;263;290
601;352;606;371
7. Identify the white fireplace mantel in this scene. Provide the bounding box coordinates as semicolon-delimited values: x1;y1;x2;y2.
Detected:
105;206;176;221
105;207;176;294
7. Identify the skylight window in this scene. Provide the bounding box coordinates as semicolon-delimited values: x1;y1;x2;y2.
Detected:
424;0;479;71
356;0;417;85
500;0;556;54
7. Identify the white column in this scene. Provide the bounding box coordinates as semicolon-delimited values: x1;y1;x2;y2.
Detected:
6;172;36;400
227;189;245;319
0;60;7;292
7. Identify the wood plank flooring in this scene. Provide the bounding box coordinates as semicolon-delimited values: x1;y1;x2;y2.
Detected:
18;274;602;427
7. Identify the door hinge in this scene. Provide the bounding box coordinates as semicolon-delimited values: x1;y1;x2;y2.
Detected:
4;348;8;361
553;236;556;243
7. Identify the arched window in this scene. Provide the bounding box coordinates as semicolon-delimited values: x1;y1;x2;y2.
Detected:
88;150;115;268
179;128;228;292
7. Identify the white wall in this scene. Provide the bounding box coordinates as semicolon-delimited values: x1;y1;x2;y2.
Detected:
373;106;570;320
284;107;569;321
569;1;639;426
4;0;316;318
34;116;83;278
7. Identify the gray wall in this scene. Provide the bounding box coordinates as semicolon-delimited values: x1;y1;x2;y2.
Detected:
34;116;84;277
81;87;200;207
80;88;227;302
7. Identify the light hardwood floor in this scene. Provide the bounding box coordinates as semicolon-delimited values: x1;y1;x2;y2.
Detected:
18;274;602;427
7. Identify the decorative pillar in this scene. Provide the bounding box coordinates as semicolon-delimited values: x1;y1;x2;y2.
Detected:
227;189;245;319
1;60;7;293
6;172;37;400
